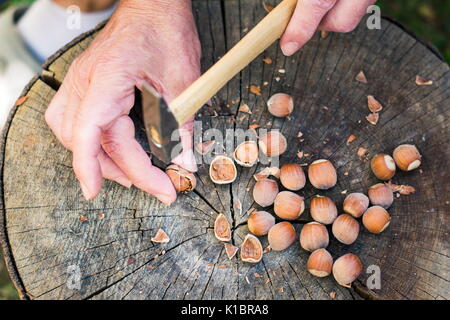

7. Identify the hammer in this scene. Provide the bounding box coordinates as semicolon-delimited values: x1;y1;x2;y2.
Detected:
142;0;297;164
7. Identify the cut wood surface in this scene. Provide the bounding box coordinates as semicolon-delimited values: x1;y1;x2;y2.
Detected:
1;0;449;300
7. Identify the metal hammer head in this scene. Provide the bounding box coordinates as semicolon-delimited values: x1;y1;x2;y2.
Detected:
141;83;180;164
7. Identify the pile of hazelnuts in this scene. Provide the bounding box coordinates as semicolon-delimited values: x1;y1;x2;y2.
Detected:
165;92;422;289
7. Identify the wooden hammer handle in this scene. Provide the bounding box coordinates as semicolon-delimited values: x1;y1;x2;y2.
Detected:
170;0;297;124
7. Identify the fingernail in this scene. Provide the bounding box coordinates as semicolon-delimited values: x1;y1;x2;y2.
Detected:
80;181;92;200
156;193;175;205
115;176;132;188
281;42;300;56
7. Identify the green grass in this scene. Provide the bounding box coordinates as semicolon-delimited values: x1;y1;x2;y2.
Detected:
0;0;448;301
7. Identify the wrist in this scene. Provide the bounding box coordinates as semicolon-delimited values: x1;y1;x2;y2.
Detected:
118;0;192;17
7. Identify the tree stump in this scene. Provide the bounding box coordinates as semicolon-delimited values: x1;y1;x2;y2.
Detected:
1;0;449;300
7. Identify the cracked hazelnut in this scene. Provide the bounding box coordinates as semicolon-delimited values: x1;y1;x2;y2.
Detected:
343;193;369;218
362;206;391;234
233;141;259;167
308;159;337;190
267;93;294;117
214;213;231;242
307;248;333;278
300;222;329;252
209;155;237;184
258;131;287;157
240;234;263;263
368;183;393;208
332;253;363;288
274;191;305;220
268;221;297;251
248;211;275;236
393;144;421;171
253;178;279;207
310;196;338;225
370;154;396;180
332;214;359;245
166;164;196;192
280;163;306;191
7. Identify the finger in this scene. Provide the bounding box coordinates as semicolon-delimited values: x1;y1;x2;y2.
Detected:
45;82;70;148
98;149;132;188
71;75;136;200
101;115;176;205
46;78;132;188
319;0;376;32
172;118;197;172
280;0;337;56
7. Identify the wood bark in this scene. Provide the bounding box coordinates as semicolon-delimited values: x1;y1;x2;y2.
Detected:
0;0;449;300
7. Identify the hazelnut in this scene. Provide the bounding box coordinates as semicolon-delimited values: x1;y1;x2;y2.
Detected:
253;178;279;207
299;222;329;252
343;193;369;218
362;206;391;234
240;234;263;263
393;144;421;171
280;163;306;191
274;191;305;220
307;248;333;278
214;213;231;242
233;141;259;167
332;253;363;288
165;164;196;192
332;214;359;245
209;155;237;184
268;222;297;251
308;159;337;190
248;211;275;236
267;93;294;117
310;196;338;225
370;154;396;180
368;183;393;208
258;131;287;157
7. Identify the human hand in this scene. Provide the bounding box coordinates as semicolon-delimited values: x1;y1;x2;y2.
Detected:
281;0;377;56
45;0;201;204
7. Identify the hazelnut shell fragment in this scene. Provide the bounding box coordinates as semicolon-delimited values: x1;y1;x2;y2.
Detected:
214;214;231;242
240;234;263;263
209;156;237;184
151;229;170;243
233;141;259;167
224;243;239;259
166;164;197;192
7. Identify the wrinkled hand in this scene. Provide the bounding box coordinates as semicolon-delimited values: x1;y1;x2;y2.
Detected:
281;0;377;56
45;0;200;204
